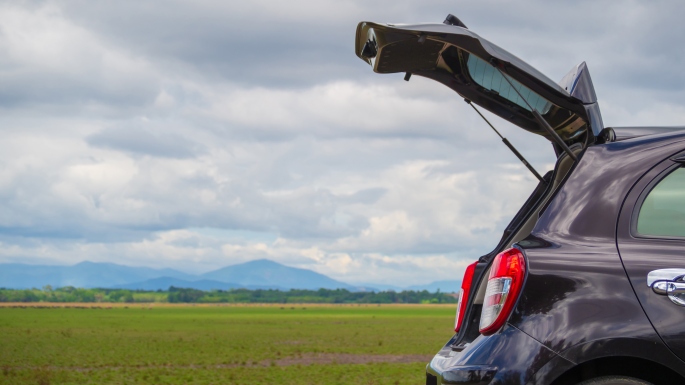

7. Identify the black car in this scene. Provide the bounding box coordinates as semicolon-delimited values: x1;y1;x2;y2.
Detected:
355;15;685;385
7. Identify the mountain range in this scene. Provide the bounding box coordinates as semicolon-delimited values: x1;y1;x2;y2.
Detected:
0;259;459;292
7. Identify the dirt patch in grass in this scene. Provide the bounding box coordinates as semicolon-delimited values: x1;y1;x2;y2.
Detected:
4;354;433;372
272;353;433;366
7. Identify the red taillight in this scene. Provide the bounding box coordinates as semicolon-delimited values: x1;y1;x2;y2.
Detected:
454;261;478;333
479;248;526;336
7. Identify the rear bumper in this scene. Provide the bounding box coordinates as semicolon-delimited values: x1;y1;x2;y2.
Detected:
426;364;496;385
425;324;573;385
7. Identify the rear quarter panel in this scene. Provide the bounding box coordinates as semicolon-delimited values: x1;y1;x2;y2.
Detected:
510;134;685;376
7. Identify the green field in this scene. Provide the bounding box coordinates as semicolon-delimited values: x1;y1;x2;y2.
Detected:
0;304;455;385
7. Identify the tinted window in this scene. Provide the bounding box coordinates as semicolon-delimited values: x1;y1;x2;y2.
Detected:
466;54;552;114
638;167;685;237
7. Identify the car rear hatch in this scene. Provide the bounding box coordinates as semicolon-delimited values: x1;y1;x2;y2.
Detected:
355;15;605;349
355;16;604;148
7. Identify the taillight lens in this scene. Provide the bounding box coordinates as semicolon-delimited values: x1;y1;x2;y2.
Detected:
454;261;478;333
479;248;526;335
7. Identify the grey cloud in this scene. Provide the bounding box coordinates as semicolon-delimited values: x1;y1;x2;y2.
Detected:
338;188;387;204
87;124;207;158
53;0;685;101
52;2;518;89
0;5;161;112
0;70;158;111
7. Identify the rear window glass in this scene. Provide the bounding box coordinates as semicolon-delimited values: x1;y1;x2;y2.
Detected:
466;54;552;114
637;167;685;238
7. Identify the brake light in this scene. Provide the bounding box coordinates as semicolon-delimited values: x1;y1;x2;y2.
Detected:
479;248;526;335
454;261;478;333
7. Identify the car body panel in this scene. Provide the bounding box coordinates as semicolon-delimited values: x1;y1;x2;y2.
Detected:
354;22;603;143
536;337;685;384
426;324;571;385
530;130;685;249
617;155;685;362
506;131;685;382
512;238;655;355
612;126;685;142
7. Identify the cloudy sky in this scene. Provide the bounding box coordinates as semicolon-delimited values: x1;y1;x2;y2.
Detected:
0;1;683;286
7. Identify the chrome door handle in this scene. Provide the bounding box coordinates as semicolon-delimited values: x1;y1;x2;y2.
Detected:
653;281;685;294
648;269;685;306
669;282;685;296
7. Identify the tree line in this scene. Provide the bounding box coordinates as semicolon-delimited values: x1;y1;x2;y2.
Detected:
0;286;457;304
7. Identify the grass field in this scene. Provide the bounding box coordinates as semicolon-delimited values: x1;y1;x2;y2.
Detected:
0;303;455;385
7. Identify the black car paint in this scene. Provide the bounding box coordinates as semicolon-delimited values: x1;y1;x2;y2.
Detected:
618;159;685;362
428;323;572;384
426;130;685;384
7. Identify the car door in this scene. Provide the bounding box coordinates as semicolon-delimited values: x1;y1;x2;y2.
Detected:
618;151;685;361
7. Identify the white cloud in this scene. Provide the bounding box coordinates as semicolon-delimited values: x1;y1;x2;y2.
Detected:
202;81;457;137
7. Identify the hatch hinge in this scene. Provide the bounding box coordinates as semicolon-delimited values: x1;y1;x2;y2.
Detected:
530;110;578;162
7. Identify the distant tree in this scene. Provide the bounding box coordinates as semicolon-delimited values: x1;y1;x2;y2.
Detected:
0;286;457;304
168;287;204;303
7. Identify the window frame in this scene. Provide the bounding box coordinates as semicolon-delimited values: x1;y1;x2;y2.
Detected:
631;160;685;240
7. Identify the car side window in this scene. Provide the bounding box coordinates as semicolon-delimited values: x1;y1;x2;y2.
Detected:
637;166;685;238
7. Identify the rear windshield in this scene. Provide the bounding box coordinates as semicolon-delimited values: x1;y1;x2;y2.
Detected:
466;54;552;114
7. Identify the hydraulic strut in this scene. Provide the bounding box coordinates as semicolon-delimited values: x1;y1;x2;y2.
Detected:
464;99;544;183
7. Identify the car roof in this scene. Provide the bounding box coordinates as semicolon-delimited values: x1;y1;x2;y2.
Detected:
611;127;685;142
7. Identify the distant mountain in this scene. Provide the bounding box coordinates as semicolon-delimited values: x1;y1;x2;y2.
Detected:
114;277;243;291
0;261;193;289
0;259;356;291
201;259;357;291
407;280;461;293
0;259;458;292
